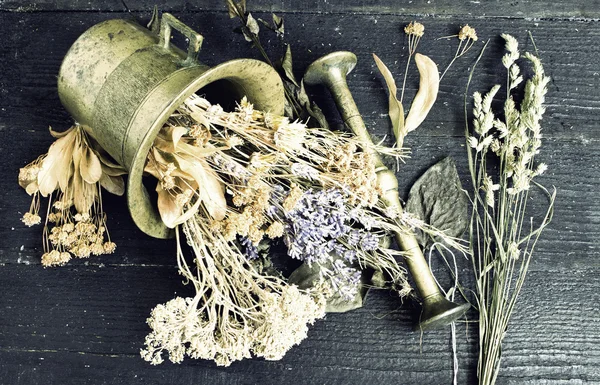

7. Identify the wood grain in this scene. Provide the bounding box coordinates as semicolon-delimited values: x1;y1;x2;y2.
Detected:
1;0;598;19
0;3;599;385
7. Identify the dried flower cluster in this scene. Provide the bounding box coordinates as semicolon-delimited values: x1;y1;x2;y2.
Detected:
139;94;445;365
141;215;329;366
19;125;124;266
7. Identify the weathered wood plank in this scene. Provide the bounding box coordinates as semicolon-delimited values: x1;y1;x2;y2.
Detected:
0;264;598;383
1;6;599;385
1;0;598;20
1;12;598;141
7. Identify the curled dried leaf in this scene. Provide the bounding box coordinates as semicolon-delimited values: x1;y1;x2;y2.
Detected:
49;125;75;139
280;44;299;87
100;173;125;196
373;53;405;147
80;146;102;184
245;13;260;41
272;13;284;37
37;129;77;196
404;53;439;133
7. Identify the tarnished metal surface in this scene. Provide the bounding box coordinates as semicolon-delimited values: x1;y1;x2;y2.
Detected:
57;13;285;238
303;51;469;330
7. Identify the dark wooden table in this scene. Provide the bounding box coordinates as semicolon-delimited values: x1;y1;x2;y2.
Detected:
1;1;598;384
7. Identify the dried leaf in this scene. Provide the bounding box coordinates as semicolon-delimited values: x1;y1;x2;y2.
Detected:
405;157;468;247
373;53;405;147
80;146;102;184
245;13;260;40
272;13;284;37
297;80;329;129
280;44;298;87
177;155;227;221
71;146;96;213
156;183;182;228
99;173;125;196
170;126;188;149
226;0;245;18
25;181;39;196
37;129;77;196
404;53;439;133
288;260;368;313
49;125;75;139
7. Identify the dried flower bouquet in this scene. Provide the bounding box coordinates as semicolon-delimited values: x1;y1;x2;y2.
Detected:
17;7;555;383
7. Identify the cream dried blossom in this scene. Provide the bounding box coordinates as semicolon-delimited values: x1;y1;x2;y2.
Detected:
140;216;328;366
19;124;125;266
458;25;478;42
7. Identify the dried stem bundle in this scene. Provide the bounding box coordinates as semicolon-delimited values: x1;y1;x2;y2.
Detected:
465;35;555;384
18;124;126;266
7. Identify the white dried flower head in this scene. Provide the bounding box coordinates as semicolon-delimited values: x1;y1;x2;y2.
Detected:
103;242;116;254
535;163;548;176
238;96;255;121
274;121;307;153
226;135;244;148
91;242;105;256
175;190;193;208
74;212;90;222
458;25;478;41
507;241;520;260
265;221;285;239
22;212;41;227
404;21;424;55
404;21;425;37
252;284;327;361
41;250;71;267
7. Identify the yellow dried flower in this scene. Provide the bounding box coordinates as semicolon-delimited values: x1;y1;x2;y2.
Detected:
91;242;105;256
41;250;71;267
22;212;41;227
458;25;478;41
404;21;424;37
103;242;116;254
283;184;303;213
265;221;284;239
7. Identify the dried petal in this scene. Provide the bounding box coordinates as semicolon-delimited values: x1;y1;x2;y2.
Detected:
99;173;125;196
37;128;77;196
404;53;439;133
156;183;182;228
373;53;405;146
80;146;102;184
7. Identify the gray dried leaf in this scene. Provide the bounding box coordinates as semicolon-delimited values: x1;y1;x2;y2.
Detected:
226;0;246;18
289;259;367;313
297;80;329;129
272;13;284;37
281;44;298;86
245;13;260;41
406;157;468;247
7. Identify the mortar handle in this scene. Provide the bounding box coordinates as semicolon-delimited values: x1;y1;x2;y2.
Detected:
159;13;204;66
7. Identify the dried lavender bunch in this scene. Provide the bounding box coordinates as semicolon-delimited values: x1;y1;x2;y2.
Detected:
18;124;125;266
465;35;556;384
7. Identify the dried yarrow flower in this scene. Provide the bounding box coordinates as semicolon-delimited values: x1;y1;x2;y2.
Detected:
18;124;125;265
